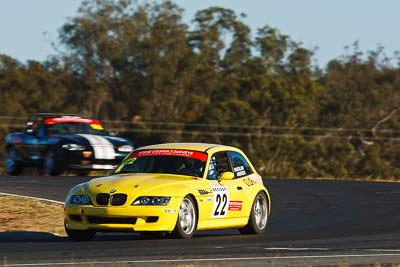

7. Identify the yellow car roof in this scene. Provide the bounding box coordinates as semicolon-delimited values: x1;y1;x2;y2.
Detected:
136;143;233;153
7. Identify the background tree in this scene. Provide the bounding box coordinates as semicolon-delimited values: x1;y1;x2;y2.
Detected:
1;0;400;179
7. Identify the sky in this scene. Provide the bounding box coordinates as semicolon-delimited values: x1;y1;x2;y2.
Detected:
0;0;399;67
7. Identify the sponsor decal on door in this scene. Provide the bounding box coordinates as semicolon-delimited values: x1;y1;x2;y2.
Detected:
228;201;242;211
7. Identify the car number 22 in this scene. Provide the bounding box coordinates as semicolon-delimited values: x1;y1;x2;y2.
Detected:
211;184;230;218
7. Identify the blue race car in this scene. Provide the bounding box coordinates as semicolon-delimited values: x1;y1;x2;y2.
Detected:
5;113;133;176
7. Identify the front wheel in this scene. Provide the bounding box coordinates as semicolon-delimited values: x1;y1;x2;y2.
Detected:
65;226;96;241
239;191;268;234
5;148;23;176
172;195;197;239
44;149;62;176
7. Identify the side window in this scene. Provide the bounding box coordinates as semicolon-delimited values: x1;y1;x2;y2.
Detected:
207;158;217;180
44;124;57;136
229;151;252;178
207;152;232;180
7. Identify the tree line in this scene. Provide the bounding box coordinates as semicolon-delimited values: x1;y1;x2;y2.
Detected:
1;0;400;179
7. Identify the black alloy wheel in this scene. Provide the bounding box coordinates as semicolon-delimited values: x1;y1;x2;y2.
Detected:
44;149;62;176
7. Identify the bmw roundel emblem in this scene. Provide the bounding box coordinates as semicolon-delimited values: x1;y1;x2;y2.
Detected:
110;189;116;193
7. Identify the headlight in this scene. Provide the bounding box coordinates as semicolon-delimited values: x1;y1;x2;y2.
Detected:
70;195;92;204
132;196;171;206
62;143;86;151
118;145;133;152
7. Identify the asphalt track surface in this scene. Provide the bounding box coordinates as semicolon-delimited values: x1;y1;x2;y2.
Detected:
1;176;400;266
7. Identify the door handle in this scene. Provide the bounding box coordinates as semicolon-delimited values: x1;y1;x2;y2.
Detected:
237;186;243;190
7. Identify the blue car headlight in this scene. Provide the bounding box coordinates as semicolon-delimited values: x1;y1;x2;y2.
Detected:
69;195;92;205
62;143;86;151
132;196;171;206
118;145;133;153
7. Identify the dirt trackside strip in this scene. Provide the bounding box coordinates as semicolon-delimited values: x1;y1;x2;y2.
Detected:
0;195;65;236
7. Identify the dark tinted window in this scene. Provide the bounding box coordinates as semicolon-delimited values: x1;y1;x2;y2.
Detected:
207;152;232;180
229;151;252;178
207;158;217;180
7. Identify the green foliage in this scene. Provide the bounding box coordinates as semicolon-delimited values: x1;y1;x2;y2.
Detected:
1;0;400;179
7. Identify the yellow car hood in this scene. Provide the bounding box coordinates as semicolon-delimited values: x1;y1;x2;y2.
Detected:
87;173;193;196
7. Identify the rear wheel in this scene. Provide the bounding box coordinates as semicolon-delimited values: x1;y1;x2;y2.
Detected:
239;191;268;234
65;226;96;241
172;195;197;239
44;149;62;176
5;148;23;176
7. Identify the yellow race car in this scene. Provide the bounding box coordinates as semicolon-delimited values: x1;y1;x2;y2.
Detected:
64;143;271;240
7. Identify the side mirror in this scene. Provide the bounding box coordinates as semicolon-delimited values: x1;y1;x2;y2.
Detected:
219;171;234;181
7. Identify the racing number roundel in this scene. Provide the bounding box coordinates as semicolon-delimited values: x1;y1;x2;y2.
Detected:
211;183;229;218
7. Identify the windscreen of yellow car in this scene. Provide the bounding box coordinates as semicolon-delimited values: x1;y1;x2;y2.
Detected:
113;149;208;177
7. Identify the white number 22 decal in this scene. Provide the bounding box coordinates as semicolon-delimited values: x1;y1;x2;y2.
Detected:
211;184;229;218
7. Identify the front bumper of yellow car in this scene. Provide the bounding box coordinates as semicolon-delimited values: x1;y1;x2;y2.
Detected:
64;197;182;232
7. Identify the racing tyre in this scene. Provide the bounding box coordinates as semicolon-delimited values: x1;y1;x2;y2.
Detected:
5;147;23;176
65;226;96;241
44;149;62;176
239;191;268;235
172;195;197;239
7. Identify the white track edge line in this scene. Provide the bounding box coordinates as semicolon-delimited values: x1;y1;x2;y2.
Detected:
3;253;400;266
0;192;64;205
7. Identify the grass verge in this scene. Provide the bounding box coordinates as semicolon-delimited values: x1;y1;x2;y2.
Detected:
0;195;66;236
